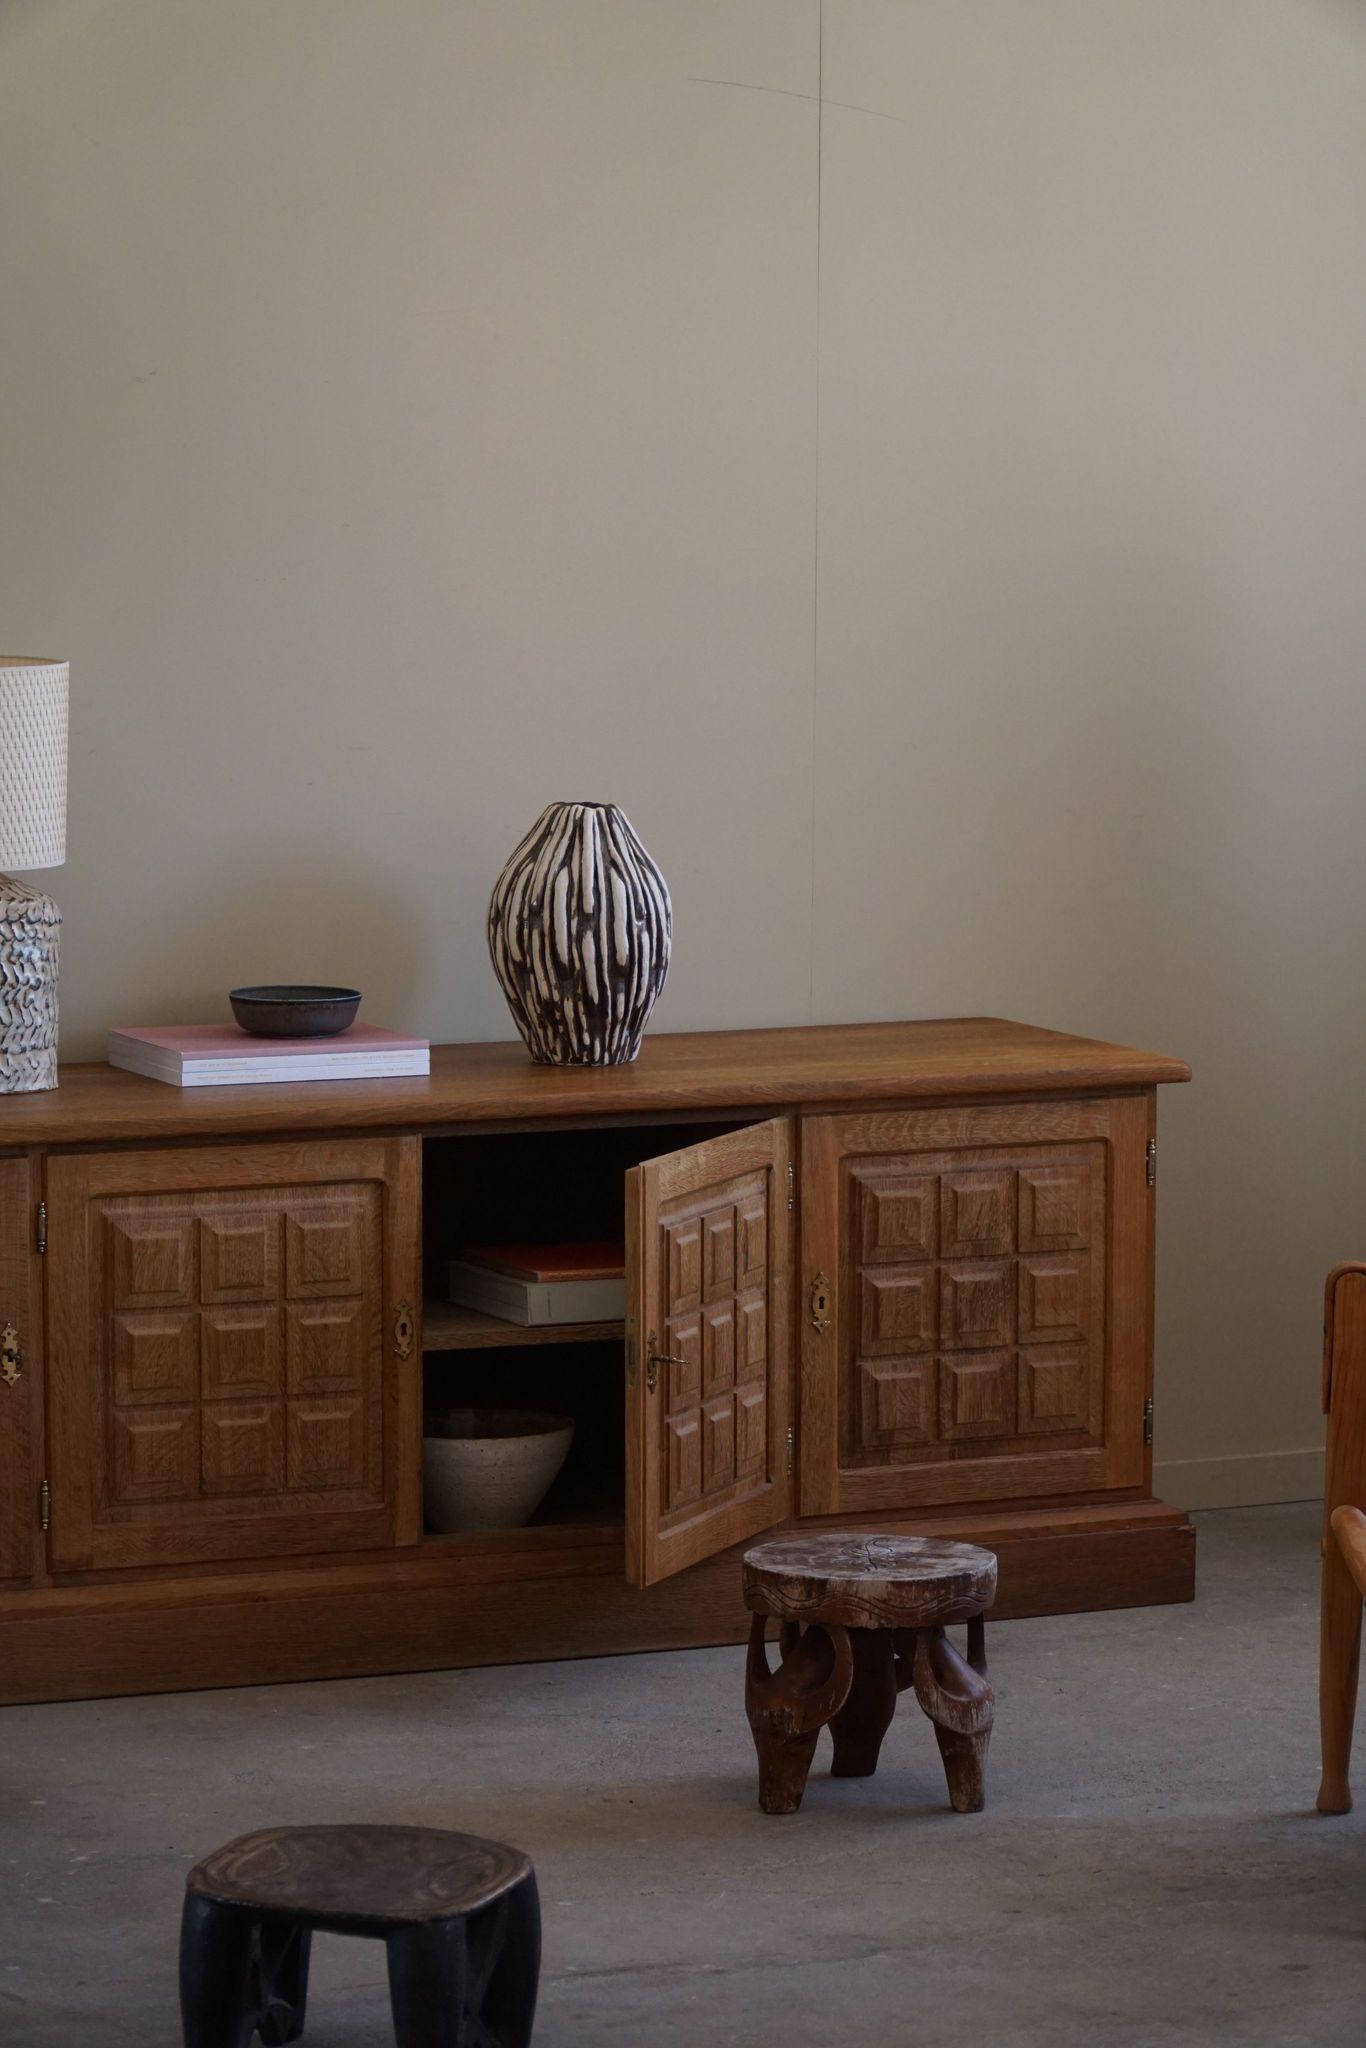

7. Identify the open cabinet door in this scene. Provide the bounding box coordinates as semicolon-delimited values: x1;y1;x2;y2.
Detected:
625;1118;793;1588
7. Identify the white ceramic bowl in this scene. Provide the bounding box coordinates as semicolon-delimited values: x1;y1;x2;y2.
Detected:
423;1409;575;1533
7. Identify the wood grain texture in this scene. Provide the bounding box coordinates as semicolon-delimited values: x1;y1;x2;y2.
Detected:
385;1137;423;1548
912;1626;994;1813
742;1534;997;1628
1332;1505;1366;1599
189;1826;532;1927
0;1019;1189;1149
1318;1264;1366;1813
828;1628;899;1778
799;1096;1153;1518
0;1016;1189;1700
626;1118;792;1587
0;1153;41;1586
0;1499;1193;1704
182;1826;540;2048
422;1302;624;1352
742;1537;996;1814
45;1138;419;1572
745;1616;854;1813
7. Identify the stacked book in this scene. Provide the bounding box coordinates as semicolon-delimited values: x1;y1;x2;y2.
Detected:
107;1025;430;1088
448;1243;626;1326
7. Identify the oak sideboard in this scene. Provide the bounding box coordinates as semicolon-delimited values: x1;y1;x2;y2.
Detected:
0;1016;1192;1703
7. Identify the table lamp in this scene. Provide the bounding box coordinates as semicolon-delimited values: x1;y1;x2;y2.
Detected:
0;660;68;1092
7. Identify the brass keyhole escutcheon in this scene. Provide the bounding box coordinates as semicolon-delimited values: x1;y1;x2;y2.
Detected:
809;1274;832;1333
0;1323;21;1387
392;1301;415;1362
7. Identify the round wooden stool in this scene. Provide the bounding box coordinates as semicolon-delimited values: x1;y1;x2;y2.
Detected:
743;1534;998;1816
179;1823;540;2048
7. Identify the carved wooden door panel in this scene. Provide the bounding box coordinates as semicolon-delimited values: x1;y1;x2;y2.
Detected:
46;1138;421;1571
0;1155;42;1587
799;1098;1151;1516
625;1119;793;1587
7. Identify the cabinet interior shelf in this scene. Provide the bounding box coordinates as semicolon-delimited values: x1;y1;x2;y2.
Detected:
422;1300;626;1353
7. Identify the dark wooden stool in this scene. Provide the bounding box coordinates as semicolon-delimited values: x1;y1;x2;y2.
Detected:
743;1534;998;1816
180;1823;540;2048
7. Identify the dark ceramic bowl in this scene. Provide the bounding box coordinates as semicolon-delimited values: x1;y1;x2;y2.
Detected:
229;985;361;1038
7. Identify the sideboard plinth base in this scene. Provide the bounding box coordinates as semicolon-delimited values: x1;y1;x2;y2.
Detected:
0;1497;1193;1706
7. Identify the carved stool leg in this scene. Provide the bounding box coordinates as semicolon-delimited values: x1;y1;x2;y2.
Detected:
753;1721;822;1816
932;1725;992;1815
387;1919;469;2047
745;1613;855;1814
256;1924;311;2046
829;1628;898;1778
910;1623;995;1815
179;1894;260;2048
470;1873;541;2048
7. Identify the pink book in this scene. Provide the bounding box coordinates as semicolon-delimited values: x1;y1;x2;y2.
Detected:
108;1024;430;1087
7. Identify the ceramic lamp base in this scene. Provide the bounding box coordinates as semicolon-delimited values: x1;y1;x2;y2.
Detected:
0;875;60;1092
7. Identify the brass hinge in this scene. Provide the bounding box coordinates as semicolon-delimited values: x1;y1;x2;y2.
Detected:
1143;1395;1154;1447
1146;1138;1156;1188
35;1201;46;1254
786;1424;795;1477
787;1162;794;1212
38;1479;50;1532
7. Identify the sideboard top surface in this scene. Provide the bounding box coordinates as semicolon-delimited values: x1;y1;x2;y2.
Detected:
0;1018;1190;1149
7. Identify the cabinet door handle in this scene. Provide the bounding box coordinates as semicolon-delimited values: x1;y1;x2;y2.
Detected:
645;1332;687;1396
0;1324;21;1386
809;1273;833;1333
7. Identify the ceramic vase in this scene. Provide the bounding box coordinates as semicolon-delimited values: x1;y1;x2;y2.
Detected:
487;800;672;1066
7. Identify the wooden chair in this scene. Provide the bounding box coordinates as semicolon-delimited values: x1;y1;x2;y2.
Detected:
1318;1263;1366;1813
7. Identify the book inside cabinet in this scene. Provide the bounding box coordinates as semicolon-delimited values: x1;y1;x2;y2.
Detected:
421;1116;790;1583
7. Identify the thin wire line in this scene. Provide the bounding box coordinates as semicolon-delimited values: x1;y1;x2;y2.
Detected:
808;0;823;1022
686;77;908;127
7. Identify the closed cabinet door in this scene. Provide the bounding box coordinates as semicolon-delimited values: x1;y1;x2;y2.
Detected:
0;1155;42;1587
799;1098;1151;1516
46;1138;421;1571
624;1118;794;1587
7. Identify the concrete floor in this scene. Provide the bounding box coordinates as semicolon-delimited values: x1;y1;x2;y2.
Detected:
5;1503;1366;2046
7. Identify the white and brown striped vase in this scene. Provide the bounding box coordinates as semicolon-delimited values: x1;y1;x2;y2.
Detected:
487;801;672;1066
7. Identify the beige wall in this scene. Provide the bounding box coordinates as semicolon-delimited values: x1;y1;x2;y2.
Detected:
3;0;1364;1503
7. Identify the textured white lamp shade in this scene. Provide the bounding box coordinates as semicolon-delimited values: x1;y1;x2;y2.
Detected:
0;660;68;869
0;659;68;1092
